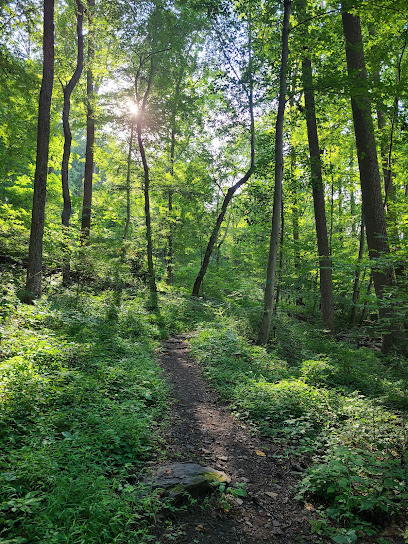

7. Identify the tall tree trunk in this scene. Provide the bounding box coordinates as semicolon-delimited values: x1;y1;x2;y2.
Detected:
25;0;55;301
301;45;335;332
329;157;334;254
135;54;157;297
274;200;285;315
167;128;175;286
192;18;255;297
342;7;396;352
360;273;373;326
137;118;156;295
257;0;291;345
80;0;95;245
350;218;365;326
290;148;302;305
61;0;84;285
123;121;134;245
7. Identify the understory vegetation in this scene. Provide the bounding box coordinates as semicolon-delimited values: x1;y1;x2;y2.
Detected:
2;0;408;542
1;267;407;543
0;272;172;544
190;316;408;543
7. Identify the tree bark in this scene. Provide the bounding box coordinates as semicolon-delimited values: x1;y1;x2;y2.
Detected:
80;0;95;245
167;128;175;286
25;0;55;301
274;200;285;315
61;0;84;285
350;218;365;326
137;118;156;294
342;7;396;352
301;52;335;332
123;121;134;245
257;0;291;345
289;146;302;305
135;54;157;297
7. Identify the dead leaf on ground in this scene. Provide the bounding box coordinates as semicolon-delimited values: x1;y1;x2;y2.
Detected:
195;524;206;533
265;492;278;499
255;450;266;457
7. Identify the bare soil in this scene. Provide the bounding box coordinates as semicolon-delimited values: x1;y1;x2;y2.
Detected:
151;334;328;544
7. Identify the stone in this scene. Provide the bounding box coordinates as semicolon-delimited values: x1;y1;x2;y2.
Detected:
148;462;230;499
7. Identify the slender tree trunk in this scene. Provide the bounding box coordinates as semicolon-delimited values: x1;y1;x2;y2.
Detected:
290;150;302;305
342;7;396;352
25;0;55;301
360;273;373;325
167;128;175;286
257;0;291;345
80;0;95;245
216;213;231;266
134;52;156;298
61;0;84;285
329;159;334;254
192;167;253;296
123;121;134;245
274;200;285;315
192;18;255;297
137;118;157;295
301;54;335;332
350;218;365;326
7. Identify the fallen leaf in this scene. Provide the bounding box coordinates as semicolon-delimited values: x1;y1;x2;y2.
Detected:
265;492;278;499
255;450;266;457
195;525;206;533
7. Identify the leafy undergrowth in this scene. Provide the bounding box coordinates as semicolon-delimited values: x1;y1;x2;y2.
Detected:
190;320;408;543
0;278;173;544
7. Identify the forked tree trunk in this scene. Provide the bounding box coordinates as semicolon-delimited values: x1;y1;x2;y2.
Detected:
300;42;334;331
342;7;396;352
25;0;55;301
80;0;95;245
61;0;84;285
257;0;291;345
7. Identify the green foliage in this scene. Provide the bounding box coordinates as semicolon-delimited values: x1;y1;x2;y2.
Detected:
0;283;170;543
190;318;408;539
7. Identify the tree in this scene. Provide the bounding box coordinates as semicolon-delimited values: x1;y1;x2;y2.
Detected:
341;5;396;352
80;0;95;245
122;113;135;246
134;49;157;296
60;0;84;284
298;0;334;332
192;9;255;297
257;0;291;345
25;0;55;301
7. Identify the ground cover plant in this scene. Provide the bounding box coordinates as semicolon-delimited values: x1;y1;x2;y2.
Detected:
0;273;172;544
190;316;408;543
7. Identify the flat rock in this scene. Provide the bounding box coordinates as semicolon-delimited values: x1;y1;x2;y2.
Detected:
148;462;230;499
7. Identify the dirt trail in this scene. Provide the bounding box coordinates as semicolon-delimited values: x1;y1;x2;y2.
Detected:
154;334;324;544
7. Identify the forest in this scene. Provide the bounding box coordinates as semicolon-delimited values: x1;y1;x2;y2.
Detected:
0;0;407;542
